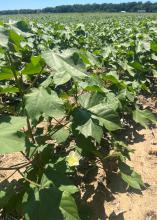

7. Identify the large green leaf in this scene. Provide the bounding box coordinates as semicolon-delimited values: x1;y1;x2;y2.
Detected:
45;160;74;187
79;92;121;131
22;55;45;75
51;127;70;144
121;172;143;190
9;29;25;51
60;192;80;220
119;162;145;190
73;93;121;142
0;116;26;154
23;186;63;220
77;118;103;143
93;112;121;131
0;191;11;208
0;67;15;80
77;50;98;67
42;51;87;86
25;87;65;122
133;108;156;128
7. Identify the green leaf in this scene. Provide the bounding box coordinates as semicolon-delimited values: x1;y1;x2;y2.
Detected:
60;192;80;220
0;86;19;94
25;87;65;122
22;55;45;75
103;71;120;84
93;112;121;131
78;92;121;131
152;69;157;78
16;21;32;33
0;185;16;208
133;108;156;128
118;89;135;102
129;61;143;72
136;40;150;53
0;116;26;154
0;191;11;208
0;26;8;47
119;61;135;76
79;92;104;109
77;118;103;143
74;134;96;156
151;41;157;52
152;54;157;61
51;127;70;144
79;75;108;93
45;161;73;187
113;140;132;161
121;172;142;190
9;29;25;51
119;162;145;190
59;185;79;194
42;51;87;86
0;67;14;80
78;50;98;66
23;186;62;220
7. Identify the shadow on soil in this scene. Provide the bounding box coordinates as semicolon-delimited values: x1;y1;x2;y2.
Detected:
77;170;147;220
77;121;149;220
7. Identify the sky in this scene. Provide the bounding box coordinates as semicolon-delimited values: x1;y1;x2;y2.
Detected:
0;0;156;10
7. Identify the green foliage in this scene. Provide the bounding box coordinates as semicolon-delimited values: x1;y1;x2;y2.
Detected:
0;67;15;80
76;118;103;143
60;192;80;220
119;162;145;190
22;186;63;220
51;127;70;144
0;116;26;154
0;27;8;47
133;108;156;128
22;55;45;76
0;15;156;220
25;87;65;122
42;51;87;86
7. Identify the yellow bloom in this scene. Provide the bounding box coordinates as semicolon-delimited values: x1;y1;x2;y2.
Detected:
66;151;81;167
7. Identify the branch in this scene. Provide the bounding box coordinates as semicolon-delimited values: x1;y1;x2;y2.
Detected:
0;161;32;171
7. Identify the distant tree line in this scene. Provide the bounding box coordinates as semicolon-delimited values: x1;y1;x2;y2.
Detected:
1;1;157;15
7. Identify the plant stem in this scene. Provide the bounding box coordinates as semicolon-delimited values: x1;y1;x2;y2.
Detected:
18;169;41;187
6;51;35;144
0;161;32;170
